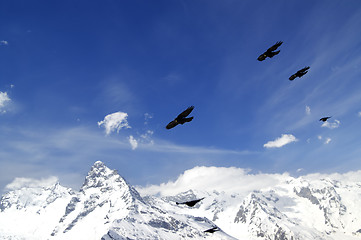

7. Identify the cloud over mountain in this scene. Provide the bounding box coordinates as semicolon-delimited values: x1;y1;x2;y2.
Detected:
5;176;58;191
138;166;290;197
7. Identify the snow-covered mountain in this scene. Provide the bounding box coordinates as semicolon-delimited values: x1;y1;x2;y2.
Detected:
138;167;361;240
1;161;361;240
0;161;234;240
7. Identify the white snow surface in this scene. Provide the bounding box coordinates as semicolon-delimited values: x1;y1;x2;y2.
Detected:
1;161;361;240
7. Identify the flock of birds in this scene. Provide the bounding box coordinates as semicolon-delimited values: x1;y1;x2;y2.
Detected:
166;41;332;131
165;41;333;234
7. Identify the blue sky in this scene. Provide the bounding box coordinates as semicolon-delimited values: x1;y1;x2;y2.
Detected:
1;0;361;193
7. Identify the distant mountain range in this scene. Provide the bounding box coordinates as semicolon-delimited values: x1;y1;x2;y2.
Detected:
1;161;361;240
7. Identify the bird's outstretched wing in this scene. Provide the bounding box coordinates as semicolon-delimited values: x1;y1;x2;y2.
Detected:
204;227;220;233
319;116;331;122
166;120;178;129
177;106;194;119
267;41;283;52
289;66;310;80
297;66;310;74
176;197;204;207
258;41;283;61
301;66;310;71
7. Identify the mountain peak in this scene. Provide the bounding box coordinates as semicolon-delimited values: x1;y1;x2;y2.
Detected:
80;161;142;201
93;160;105;168
82;161;114;188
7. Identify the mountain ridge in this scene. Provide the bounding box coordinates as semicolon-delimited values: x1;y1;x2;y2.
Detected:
1;161;361;240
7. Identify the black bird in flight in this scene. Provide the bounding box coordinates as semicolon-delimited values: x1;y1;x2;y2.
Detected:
166;106;194;129
204;227;220;233
257;41;283;61
320;116;332;122
176;197;204;207
289;66;310;81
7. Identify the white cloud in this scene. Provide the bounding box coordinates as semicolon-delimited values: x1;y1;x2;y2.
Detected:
137;166;290;197
324;138;332;144
0;40;8;45
358;112;361;117
264;134;298;148
5;176;58;191
318;135;322;140
0;91;11;113
321;119;340;129
128;135;138;150
98;111;131;135
127;130;154;150
138;165;361;200
305;106;311;115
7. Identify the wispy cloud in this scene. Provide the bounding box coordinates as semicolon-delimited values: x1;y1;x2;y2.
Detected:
264;134;298;148
358;112;361;117
0;40;8;45
0;126;133;193
0;125;254;194
305;105;311;115
163;73;182;86
321;119;340;129
141;138;252;155
0;91;11;113
99;79;135;107
98;111;131;135
144;113;153;125
324;138;332;144
140;130;154;145
128;135;138;150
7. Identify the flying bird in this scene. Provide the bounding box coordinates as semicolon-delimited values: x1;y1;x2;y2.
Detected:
204;227;220;233
320;116;332;122
289;66;310;81
166;106;194;129
257;41;283;61
176;197;204;207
